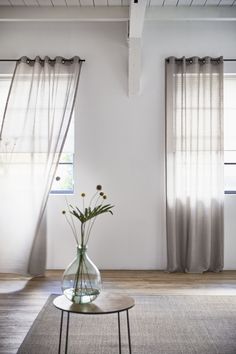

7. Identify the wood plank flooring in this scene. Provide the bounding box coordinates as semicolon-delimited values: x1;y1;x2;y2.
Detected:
0;270;236;354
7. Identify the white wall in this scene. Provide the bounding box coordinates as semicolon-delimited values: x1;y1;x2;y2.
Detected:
0;20;236;269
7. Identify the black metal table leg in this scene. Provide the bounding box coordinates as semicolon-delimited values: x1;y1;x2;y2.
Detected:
65;312;70;354
126;310;132;354
118;312;121;354
58;310;64;354
53;293;134;354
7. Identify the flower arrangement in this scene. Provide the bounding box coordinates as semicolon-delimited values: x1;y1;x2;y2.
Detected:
62;184;114;247
61;185;114;303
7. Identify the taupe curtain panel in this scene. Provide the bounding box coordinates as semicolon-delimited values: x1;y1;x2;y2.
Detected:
165;56;224;273
0;56;82;276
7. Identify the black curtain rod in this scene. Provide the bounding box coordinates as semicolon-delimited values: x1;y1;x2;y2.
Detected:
0;58;235;62
165;57;236;63
166;58;236;62
0;58;85;62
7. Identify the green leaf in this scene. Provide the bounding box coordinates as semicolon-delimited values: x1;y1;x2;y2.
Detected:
68;203;114;224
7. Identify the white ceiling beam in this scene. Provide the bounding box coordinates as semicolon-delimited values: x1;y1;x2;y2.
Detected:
0;6;129;21
129;0;147;37
128;37;142;96
145;6;236;21
128;0;147;96
0;5;236;22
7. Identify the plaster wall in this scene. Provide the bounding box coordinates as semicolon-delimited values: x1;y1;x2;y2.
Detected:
0;20;235;269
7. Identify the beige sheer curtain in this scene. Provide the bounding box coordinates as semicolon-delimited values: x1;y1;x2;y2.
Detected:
165;56;224;273
0;56;82;276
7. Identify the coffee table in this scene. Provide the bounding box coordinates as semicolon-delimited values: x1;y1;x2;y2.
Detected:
53;292;135;354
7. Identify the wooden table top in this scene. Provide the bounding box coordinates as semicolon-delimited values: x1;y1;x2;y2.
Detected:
53;292;135;315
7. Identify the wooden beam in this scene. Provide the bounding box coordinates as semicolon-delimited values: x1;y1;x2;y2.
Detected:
128;0;147;96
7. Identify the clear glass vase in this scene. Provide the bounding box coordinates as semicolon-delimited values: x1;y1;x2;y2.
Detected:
61;245;102;304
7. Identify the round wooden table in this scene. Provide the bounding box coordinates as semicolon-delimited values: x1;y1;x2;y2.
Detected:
53;292;135;354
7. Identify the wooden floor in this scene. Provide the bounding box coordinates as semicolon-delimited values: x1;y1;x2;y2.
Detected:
0;270;236;354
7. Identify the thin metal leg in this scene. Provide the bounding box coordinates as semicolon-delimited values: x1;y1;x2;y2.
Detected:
65;312;70;354
58;311;64;354
126;310;132;354
118;312;121;354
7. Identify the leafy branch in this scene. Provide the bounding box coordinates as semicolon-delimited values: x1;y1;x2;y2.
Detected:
69;204;113;223
62;185;114;246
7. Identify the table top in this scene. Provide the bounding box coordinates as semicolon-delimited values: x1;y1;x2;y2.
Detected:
53;292;135;315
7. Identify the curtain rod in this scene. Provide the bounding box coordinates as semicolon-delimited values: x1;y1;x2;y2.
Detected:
165;58;236;62
0;58;234;62
0;58;85;62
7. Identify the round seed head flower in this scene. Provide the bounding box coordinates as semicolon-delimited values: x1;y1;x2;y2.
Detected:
100;192;104;196
103;195;107;200
96;185;102;191
81;193;86;197
62;210;66;214
56;176;60;181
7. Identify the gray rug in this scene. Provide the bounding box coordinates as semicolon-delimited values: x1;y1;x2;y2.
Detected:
17;294;236;354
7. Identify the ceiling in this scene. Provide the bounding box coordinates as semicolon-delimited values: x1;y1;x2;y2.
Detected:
0;0;235;95
0;0;235;7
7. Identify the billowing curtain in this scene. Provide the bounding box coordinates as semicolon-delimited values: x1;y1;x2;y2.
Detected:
0;56;82;276
165;56;224;273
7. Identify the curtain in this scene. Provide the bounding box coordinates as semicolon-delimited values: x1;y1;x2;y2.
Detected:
165;56;224;273
0;56;82;276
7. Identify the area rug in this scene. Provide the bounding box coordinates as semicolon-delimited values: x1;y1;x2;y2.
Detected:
17;294;236;354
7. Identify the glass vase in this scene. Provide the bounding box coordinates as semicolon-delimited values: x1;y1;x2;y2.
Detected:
61;245;101;304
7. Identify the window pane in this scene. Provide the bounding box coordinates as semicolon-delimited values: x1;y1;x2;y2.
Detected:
224;75;236;151
225;151;236;163
224;165;236;192
224;75;236;192
51;159;74;194
59;152;73;163
0;72;74;194
50;117;74;193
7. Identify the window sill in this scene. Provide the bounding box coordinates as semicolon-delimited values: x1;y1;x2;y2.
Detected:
50;190;74;195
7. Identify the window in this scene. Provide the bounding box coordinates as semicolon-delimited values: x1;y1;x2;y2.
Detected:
173;72;236;194
0;72;74;194
50;152;74;194
224;74;236;194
